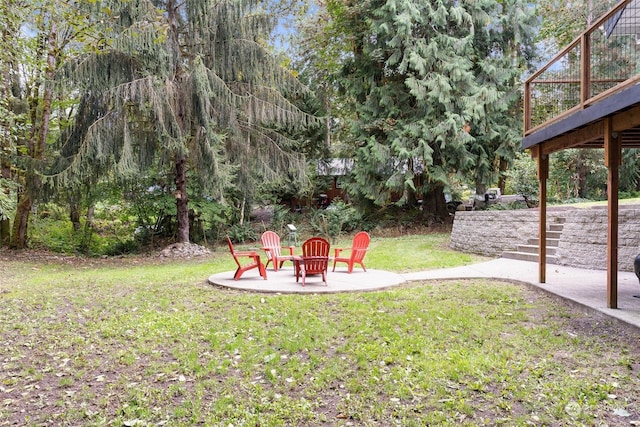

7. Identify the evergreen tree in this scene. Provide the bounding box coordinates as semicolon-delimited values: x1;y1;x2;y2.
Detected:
49;0;317;243
324;0;535;218
464;0;537;198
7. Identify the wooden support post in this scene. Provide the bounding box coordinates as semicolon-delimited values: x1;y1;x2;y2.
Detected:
580;34;591;107
533;146;548;284
524;81;531;133
604;118;620;309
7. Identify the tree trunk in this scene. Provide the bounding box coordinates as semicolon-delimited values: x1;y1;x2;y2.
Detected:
175;155;190;243
10;21;57;249
422;185;449;220
475;182;488;209
240;198;245;226
324;91;331;147
577;153;588;198
0;75;10;248
0;218;9;247
497;158;508;195
10;192;31;249
86;205;95;226
70;198;81;232
0;160;9;247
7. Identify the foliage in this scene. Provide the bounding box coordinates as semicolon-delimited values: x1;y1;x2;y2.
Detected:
28;210;140;256
505;152;539;206
1;0;102;248
29;218;77;254
303;0;537;219
0;178;17;221
537;0;620;51
266;204;299;237
620;191;640;200
291;0;353;153
463;0;539;196
309;199;361;242
37;0;318;246
122;178;177;242
227;223;258;244
484;201;529;211
193;200;232;246
550;149;607;202
620;149;640;193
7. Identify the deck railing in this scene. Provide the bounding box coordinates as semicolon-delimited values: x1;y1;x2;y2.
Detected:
524;0;640;135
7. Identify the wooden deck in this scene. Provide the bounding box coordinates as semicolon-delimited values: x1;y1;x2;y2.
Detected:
524;0;640;152
522;0;640;308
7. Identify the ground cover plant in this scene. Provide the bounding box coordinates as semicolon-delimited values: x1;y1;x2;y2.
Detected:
1;235;639;426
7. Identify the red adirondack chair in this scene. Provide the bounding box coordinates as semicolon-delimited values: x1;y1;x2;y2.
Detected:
296;237;330;286
260;231;295;271
332;231;370;273
226;236;267;281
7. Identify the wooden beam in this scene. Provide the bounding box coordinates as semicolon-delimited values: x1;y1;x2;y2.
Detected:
541;121;604;155
535;145;549;284
604;117;621;309
613;105;640;131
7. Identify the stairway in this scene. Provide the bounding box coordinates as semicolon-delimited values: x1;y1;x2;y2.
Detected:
501;218;565;263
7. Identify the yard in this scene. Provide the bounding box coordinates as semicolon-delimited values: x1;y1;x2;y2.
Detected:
1;234;639;426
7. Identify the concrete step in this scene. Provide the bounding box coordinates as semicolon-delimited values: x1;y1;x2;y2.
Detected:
546;230;563;239
526;238;560;247
501;251;558;264
516;244;557;255
502;217;564;264
549;223;564;232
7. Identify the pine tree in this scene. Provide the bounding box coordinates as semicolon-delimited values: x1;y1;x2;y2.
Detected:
49;0;317;243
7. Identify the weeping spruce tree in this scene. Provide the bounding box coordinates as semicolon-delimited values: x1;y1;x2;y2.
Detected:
332;0;535;218
50;0;314;243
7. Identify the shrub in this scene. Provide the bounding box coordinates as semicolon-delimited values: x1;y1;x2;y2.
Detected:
506;152;539;207
268;204;299;236
309;199;361;242
227;223;257;243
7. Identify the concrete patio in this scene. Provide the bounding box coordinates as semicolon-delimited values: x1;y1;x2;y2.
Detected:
208;258;640;331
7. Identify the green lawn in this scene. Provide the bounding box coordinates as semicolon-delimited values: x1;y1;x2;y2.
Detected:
1;234;639;426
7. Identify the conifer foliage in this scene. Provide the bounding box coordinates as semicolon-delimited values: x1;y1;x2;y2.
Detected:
329;0;536;218
51;0;315;243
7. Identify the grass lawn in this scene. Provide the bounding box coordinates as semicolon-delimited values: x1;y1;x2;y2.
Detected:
1;233;639;426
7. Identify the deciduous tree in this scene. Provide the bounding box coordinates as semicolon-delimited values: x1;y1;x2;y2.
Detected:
1;0;95;248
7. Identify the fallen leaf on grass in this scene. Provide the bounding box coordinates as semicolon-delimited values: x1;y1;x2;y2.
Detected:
613;408;631;417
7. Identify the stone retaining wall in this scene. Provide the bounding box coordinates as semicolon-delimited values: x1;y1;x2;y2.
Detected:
450;210;544;256
556;207;640;272
450;207;640;272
